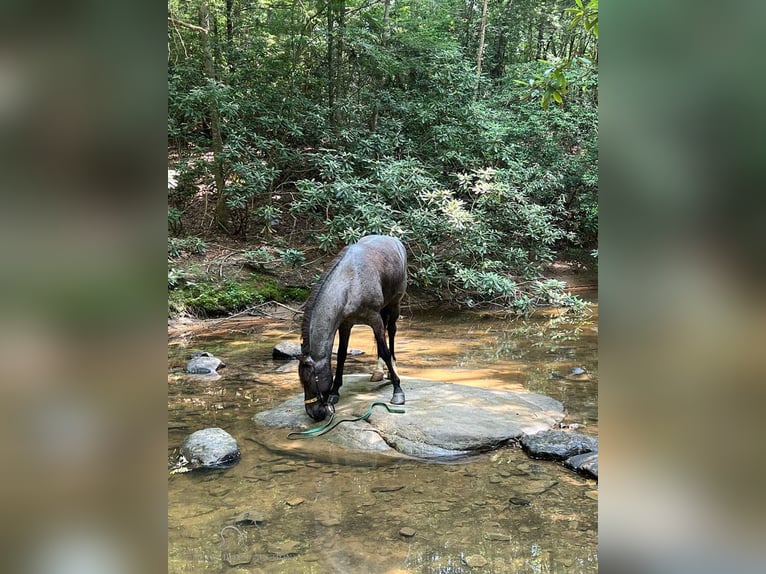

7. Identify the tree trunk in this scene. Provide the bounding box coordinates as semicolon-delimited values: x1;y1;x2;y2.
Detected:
382;0;391;45
371;0;392;133
337;0;345;127
199;1;228;232
474;0;489;99
225;0;235;72
535;15;545;60
463;0;476;51
327;0;335;129
490;0;514;78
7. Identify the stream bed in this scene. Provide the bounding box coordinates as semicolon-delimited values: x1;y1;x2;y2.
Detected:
168;294;598;573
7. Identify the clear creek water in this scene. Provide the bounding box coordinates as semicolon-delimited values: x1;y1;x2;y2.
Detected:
168;294;598;573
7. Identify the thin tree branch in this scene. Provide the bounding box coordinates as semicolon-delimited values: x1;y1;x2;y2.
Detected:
168;16;208;35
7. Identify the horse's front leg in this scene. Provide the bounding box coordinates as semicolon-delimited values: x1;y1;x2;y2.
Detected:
370;315;404;405
329;324;351;405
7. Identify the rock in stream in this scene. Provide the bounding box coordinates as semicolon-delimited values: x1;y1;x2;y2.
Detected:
178;427;240;470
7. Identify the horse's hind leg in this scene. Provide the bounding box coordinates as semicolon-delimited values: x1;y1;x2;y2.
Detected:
370;314;404;405
371;308;389;382
387;302;401;377
330;324;351;405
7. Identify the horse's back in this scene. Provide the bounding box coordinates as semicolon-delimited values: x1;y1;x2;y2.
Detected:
344;235;407;312
357;235;406;259
353;235;407;281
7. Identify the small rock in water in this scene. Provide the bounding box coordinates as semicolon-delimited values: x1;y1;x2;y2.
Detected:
272;342;302;359
565;367;590;381
564;451;599;479
208;486;231;497
484;532;511;541
371;485;405;493
223;551;252;567
515;479;559;496
234;510;266;525
185;351;225;374
521;430;598;461
179;427;240;470
463;554;488;568
267;540;301;556
318;515;342;526
399;527;416;538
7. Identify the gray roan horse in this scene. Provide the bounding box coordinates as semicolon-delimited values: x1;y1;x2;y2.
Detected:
299;235;407;421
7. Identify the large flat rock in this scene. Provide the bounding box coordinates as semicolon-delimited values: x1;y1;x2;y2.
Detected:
253;375;564;459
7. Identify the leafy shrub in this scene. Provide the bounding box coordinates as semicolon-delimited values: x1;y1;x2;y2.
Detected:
168;237;206;258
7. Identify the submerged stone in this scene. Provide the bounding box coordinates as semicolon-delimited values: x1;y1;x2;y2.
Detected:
223;552;252;567
463;554;488;568
179;427;240;470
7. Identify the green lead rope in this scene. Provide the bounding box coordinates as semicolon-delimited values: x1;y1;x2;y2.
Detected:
287;401;405;439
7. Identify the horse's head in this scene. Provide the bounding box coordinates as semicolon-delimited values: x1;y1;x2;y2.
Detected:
298;355;332;421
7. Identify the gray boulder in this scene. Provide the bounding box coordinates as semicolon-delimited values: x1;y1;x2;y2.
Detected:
520;429;598;461
272;342;302;359
179;427;240;470
186;351;225;374
253;374;564;459
272;342;365;360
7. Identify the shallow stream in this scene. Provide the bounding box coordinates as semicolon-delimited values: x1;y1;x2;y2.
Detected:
168;291;598;573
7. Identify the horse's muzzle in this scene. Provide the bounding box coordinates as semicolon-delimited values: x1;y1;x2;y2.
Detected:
305;402;328;422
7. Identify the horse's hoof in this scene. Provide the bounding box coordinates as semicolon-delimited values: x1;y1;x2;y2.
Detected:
370;370;385;382
328;393;339;405
391;392;405;405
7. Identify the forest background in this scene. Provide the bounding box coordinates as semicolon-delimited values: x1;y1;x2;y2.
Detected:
167;0;598;317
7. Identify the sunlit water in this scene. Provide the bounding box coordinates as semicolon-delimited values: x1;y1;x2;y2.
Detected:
168;292;598;573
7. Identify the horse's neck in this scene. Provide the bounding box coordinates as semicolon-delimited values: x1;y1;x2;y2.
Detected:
307;292;345;360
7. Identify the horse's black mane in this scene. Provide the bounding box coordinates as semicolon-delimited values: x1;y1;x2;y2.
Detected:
301;244;351;355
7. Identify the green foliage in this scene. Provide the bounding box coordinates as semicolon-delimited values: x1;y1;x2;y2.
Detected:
168;237;206;258
243;248;276;267
278;248;306;268
567;0;599;39
167;0;597;313
168;274;309;318
172;278;263;317
168;208;183;234
167;268;185;290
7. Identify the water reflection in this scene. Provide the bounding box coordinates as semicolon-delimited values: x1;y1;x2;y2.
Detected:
169;303;598;573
